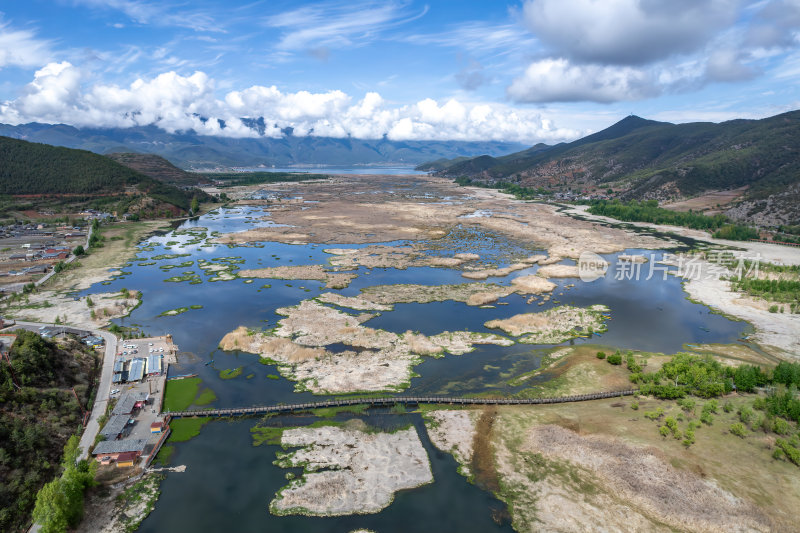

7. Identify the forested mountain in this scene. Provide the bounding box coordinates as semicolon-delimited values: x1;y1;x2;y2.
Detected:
0;123;527;169
430;111;800;225
107;152;208;186
0;136;210;216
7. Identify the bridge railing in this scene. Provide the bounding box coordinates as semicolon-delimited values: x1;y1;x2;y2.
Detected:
163;389;638;418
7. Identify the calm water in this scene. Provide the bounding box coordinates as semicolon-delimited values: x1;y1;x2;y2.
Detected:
77;205;749;531
233;166;427;175
137;415;513;533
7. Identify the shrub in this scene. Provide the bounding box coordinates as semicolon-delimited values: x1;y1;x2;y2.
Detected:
772;417;792;435
607;353;623;365
664;417;681;439
769;305;779;313
596;351;606;359
775;438;800;466
729;422;748;438
630;401;639;410
677;398;696;413
738;405;754;425
704;399;718;414
723;401;734;413
644;408;664;420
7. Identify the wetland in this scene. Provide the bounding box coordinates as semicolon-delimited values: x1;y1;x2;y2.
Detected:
48;174;798;532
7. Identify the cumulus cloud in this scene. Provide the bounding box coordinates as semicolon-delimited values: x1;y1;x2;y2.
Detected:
522;0;740;65
0;63;581;143
507;58;658;103
745;0;800;48
705;49;758;81
507;0;798;103
0;19;53;68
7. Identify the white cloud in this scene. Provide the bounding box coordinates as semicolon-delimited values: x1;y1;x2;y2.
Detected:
403;22;536;55
0;19;53;68
71;0;222;32
522;0;740;65
264;1;427;53
705;48;758;81
0;63;583;144
507;58;658;103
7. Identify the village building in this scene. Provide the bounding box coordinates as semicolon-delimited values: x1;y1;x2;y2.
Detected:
93;439;148;465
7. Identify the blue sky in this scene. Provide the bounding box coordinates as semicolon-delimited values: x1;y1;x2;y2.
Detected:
0;0;798;143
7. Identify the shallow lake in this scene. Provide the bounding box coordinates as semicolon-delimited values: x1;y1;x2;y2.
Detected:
77;205;749;531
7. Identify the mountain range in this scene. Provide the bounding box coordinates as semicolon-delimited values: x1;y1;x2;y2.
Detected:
426;110;800;226
0;123;526;170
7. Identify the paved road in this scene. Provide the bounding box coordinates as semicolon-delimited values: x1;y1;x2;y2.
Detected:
12;320;117;460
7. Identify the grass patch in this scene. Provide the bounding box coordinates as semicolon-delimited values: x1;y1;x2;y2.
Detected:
153;445;174;466
157;306;189;317
251;426;285;446
219;367;244;380
163;378;201;411
195;387;217;406
308;404;369;418
168;418;211;443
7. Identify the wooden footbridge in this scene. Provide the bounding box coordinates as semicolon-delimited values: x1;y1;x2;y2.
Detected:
164;389;638;418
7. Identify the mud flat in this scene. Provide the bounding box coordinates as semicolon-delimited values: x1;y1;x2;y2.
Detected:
239;265;356;289
485;305;609;344
3;290;141;328
461;262;532;280
509;275;557;295
212;175;671;261
318;283;518;309
423;409;479;478
325;245;480;271
535;264;581;278
220;300;512;393
270;424;433;516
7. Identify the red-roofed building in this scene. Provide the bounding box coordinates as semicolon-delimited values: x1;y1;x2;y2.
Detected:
115;452;138;468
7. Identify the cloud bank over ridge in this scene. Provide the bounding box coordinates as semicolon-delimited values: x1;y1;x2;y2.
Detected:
0;61;581;143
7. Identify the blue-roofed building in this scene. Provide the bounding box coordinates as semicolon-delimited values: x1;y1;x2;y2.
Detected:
128;358;146;382
146;354;162;376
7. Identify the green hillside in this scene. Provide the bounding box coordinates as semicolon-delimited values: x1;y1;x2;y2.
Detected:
0;137;210;216
107;152;208;187
433;110;800;225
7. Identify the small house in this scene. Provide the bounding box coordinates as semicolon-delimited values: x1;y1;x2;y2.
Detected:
115;452;137;468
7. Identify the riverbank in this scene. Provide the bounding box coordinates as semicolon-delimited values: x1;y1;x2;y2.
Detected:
424;398;797;532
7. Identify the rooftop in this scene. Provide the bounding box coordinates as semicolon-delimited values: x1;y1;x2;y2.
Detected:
93;438;147;455
99;414;129;438
128;358;145;381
